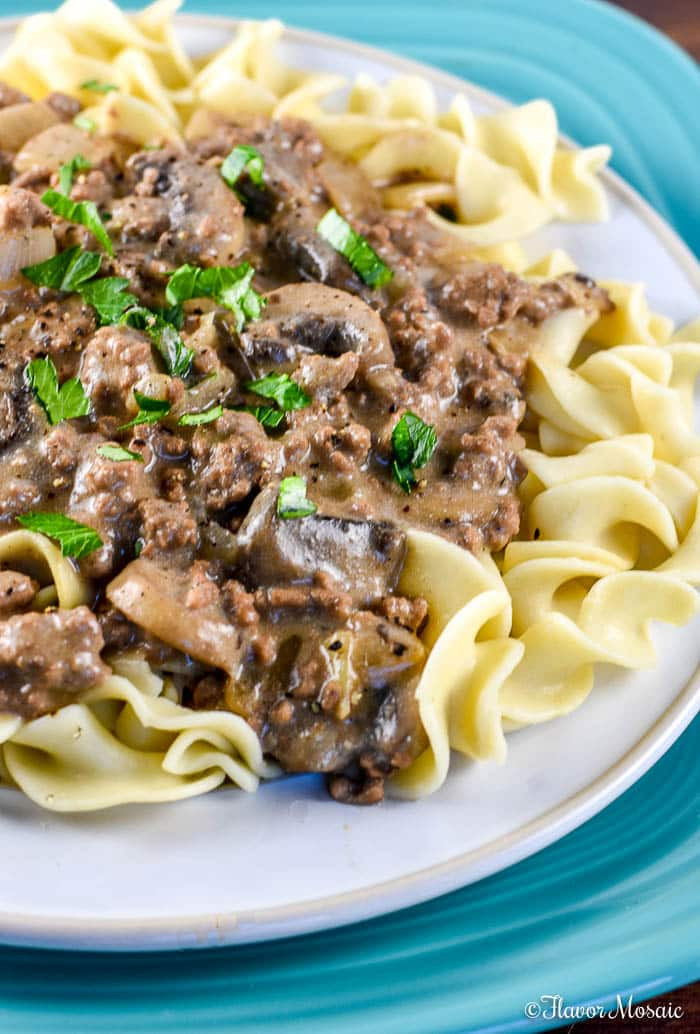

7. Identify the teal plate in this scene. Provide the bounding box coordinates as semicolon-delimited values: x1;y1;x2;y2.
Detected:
1;1;699;1031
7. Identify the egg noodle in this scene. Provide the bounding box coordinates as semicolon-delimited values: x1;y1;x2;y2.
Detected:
0;0;698;810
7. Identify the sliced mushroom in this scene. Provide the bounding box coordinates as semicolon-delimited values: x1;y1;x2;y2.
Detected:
126;148;246;266
14;123;120;175
238;283;395;379
0;101;60;153
235;483;407;605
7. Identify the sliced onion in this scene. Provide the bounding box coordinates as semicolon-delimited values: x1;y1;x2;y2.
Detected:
0;187;56;282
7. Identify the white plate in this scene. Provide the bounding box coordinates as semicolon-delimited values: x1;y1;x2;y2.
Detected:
1;15;699;951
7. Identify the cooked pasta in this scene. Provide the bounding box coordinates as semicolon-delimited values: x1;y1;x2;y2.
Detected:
0;0;697;810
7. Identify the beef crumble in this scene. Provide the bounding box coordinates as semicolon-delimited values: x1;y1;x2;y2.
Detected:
0;96;612;802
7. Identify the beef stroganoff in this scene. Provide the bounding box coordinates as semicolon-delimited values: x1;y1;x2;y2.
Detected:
0;1;698;811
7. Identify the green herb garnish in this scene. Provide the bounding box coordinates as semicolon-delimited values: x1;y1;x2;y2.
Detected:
96;444;144;462
73;114;97;133
22;245;102;293
41;189;113;256
165;262;265;332
244;372;310;412
220;144;265;200
80;79;118;94
25;357;91;426
390;411;437;493
58;154;91;196
277;476;317;520
240;404;286;429
17;512;102;559
118;390;171;430
177;404;223;427
316;208;393;288
78;276;138;324
122;306;193;379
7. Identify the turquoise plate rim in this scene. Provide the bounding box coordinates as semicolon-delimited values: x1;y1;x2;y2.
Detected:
0;1;699;1030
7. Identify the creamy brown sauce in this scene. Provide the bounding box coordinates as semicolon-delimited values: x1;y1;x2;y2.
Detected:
0;98;612;802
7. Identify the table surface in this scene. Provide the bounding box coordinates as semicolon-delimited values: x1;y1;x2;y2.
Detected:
614;0;700;60
573;6;699;1030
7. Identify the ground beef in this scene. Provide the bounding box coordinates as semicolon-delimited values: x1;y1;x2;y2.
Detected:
0;607;108;719
0;185;51;231
79;325;157;419
436;267;613;328
68;443;154;577
138;498;199;562
385;287;455;390
374;594;429;635
0;570;38;616
190;410;276;512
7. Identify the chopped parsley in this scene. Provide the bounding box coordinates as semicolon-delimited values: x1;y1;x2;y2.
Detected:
58;154;91;196
277;476;317;520
220;144;265;202
96;444;144;462
41;189;113;256
24;357;91;426
178;404;223;427
316;208;393;288
122;306;194;379
119;390;171;430
78;276;138;324
21;245;102;293
240;404;286;429
244;372;310;412
391;411;437;493
73;114;97;133
76;275;193;379
80;79;118;94
165;262;265;333
17;512;102;559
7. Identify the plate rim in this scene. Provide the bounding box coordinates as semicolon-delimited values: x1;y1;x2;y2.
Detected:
0;10;698;952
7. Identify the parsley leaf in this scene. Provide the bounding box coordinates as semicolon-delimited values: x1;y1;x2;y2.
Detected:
80;79;118;94
244;372;310;411
73;114;96;133
220;144;265;201
58;154;91;196
240;404;286;429
41;188;114;256
77;277;192;379
22;245;102;293
177;404;223;427
119;390;171;430
277;476;317;520
391;411;437;494
154;303;184;330
317;208;393;288
78;276;138;324
121;305;193;379
25;357;91;425
165;262;265;333
96;444;144;462
17;512;102;559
